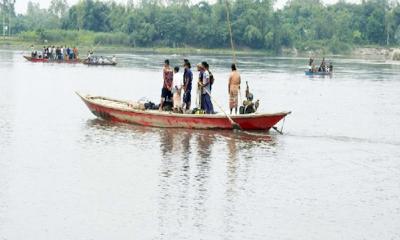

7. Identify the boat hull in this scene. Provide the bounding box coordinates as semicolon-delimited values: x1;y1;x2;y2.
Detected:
24;56;82;64
305;70;332;76
77;93;291;131
83;60;117;66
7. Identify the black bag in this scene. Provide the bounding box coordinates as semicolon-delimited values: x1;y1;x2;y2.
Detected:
144;102;154;110
209;72;215;85
239;106;245;114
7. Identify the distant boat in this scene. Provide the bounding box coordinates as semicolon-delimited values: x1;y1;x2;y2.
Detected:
305;70;332;76
23;56;82;64
76;92;291;131
82;59;117;66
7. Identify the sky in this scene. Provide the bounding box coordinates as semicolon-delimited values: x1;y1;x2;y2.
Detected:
14;0;360;14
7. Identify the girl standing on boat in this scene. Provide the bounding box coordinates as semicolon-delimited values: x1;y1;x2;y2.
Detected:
160;59;173;111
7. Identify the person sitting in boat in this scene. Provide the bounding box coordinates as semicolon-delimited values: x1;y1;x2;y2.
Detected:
329;62;333;72
229;63;241;115
98;56;104;64
172;66;183;113
159;59;174;111
111;55;117;64
308;57;314;68
239;81;259;114
199;61;214;114
182;59;193;112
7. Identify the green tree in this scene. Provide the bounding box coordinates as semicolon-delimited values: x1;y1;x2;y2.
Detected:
49;0;69;18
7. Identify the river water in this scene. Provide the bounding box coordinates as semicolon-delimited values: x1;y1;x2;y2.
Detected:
0;49;399;240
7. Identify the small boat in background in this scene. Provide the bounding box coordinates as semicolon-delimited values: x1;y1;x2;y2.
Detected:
76;93;291;131
82;59;117;66
23;56;82;64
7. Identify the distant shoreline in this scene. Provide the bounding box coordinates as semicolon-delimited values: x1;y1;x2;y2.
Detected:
1;37;399;60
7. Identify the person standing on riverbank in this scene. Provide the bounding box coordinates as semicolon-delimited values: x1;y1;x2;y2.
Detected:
182;59;193;112
228;63;241;114
160;59;173;111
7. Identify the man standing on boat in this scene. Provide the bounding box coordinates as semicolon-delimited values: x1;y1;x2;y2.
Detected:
228;63;241;114
160;59;173;111
199;62;214;114
73;47;79;60
182;59;193;112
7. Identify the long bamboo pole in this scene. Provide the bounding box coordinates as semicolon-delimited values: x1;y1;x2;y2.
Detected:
224;0;237;64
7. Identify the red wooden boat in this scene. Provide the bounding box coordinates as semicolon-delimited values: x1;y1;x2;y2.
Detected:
23;56;82;63
77;93;291;131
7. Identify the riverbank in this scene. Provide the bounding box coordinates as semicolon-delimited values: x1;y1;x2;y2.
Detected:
351;47;400;60
2;37;399;60
0;37;271;57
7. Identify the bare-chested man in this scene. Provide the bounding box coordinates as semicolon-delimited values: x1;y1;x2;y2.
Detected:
228;63;241;114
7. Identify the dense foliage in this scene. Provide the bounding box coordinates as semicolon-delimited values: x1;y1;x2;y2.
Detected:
2;0;400;52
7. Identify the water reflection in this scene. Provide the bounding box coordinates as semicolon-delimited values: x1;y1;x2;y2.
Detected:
306;74;333;80
155;128;276;238
83;118;277;238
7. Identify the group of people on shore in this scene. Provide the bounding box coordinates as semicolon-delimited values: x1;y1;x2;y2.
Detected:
30;45;79;60
308;57;333;72
159;59;242;115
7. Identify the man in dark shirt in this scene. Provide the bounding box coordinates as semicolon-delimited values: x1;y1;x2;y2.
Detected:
182;59;193;111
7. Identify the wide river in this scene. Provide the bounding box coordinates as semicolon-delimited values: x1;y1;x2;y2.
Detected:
0;49;399;240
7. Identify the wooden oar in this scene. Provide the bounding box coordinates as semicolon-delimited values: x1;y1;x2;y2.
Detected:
91;40;102;53
203;88;242;131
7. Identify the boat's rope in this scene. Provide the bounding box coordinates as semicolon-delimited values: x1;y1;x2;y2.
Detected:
280;116;286;133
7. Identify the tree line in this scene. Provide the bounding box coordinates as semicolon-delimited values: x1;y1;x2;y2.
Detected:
2;0;400;53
